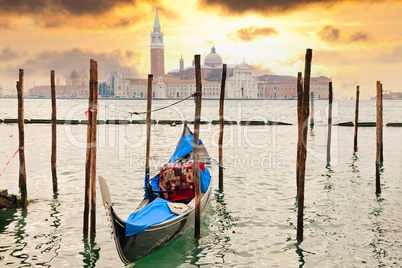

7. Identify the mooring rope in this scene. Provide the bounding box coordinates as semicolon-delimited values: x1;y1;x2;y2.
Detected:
200;157;225;169
0;147;21;177
84;109;98;116
128;93;197;116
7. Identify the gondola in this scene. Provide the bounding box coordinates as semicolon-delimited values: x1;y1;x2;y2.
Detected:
99;122;213;264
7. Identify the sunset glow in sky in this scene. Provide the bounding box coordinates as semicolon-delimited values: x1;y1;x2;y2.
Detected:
1;0;402;99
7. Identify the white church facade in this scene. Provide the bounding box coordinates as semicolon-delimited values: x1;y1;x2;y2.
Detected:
112;8;330;100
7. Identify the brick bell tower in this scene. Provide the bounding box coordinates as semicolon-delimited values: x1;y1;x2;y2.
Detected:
150;7;165;77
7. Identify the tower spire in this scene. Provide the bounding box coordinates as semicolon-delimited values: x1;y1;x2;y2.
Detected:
150;7;165;76
153;7;161;32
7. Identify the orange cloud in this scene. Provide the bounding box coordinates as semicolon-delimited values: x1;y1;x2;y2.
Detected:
318;25;373;44
318;25;341;42
229;26;279;41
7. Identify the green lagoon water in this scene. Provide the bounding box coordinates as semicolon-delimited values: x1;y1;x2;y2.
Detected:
0;98;401;267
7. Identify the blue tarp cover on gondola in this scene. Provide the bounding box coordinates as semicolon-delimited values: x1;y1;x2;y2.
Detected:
200;166;210;193
169;135;201;163
125;198;177;236
131;134;211;236
168;134;210;193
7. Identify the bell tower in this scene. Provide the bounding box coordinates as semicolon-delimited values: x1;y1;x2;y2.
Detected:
150;7;165;77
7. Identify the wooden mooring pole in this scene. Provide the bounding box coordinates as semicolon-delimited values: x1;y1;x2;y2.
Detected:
297;48;312;244
326;82;333;166
90;59;98;237
83;63;94;235
194;54;202;239
310;91;314;127
380;83;384;164
17;69;27;209
375;81;382;194
296;72;303;189
353;86;360;151
51;70;58;193
145;74;153;176
218;64;227;192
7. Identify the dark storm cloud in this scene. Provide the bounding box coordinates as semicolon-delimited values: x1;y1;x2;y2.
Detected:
3;48;141;80
231;26;279;41
318;25;340;42
0;0;136;16
197;0;400;15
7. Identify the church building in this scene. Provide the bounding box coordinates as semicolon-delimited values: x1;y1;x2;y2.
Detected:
112;8;330;100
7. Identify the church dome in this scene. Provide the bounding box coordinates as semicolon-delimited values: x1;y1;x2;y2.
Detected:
204;47;222;67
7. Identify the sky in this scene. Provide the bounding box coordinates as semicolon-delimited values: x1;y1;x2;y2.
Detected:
1;0;402;99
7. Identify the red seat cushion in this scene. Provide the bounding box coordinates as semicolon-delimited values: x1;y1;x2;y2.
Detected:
159;161;195;201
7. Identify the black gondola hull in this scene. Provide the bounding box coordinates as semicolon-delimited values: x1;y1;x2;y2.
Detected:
107;181;212;264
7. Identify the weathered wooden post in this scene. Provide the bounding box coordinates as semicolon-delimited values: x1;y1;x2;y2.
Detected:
375;81;382;194
310;91;314;127
380;83;384;163
90;59;98;237
296;72;303;189
17;69;27;209
354;86;360;151
51;70;58;193
218;64;227;192
83;62;94;235
326;82;333;166
194;54;202;239
297;48;312;244
145;74;153;177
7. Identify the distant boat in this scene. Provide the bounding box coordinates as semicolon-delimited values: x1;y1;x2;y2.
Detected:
99;122;213;264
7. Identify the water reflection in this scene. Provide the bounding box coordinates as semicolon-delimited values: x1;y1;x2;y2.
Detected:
34;195;62;267
309;125;315;136
350;152;359;175
204;191;237;265
184;191;237;267
80;237;100;268
350;152;359;172
294;243;316;268
213;191;237;232
0;208;17;233
0;208;17;262
295;243;305;267
324;165;335;192
369;197;386;267
348;152;361;185
10;209;29;266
